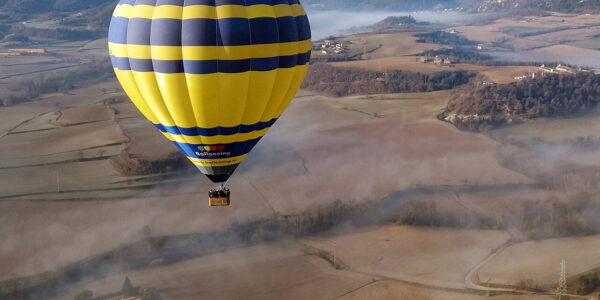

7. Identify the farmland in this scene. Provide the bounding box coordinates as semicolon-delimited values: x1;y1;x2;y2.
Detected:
2;4;600;300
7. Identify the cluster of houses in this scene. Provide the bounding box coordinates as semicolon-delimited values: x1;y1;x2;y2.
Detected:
320;40;345;55
0;48;46;57
539;64;576;74
513;64;580;81
418;56;453;66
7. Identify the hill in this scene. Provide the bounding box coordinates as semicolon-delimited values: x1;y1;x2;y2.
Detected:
368;16;418;33
441;72;600;131
473;0;600;13
0;0;113;14
0;0;115;40
301;0;465;11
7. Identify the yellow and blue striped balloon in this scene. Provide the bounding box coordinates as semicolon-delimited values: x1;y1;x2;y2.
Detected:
108;0;311;183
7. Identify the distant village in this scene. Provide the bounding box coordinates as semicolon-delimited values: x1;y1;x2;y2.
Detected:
0;48;46;56
319;39;346;55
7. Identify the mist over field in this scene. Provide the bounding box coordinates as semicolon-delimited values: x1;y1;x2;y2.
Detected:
307;10;474;39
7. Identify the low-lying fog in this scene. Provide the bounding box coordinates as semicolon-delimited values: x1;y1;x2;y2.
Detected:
306;9;473;40
489;51;600;69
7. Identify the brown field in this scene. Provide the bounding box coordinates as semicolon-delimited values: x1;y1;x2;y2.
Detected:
332;56;536;84
310;31;445;62
0;159;130;198
302;226;511;289
479;235;600;289
117;117;175;160
252;91;530;214
0;174;274;280
50;241;373;300
332;56;489;73
0;105;50;136
511;27;600;51
456;13;600;56
533;44;600;56
49;239;555;300
11;111;61;133
0;82;532;285
79;38;110;56
0;120;127;159
0;61;78;80
356;32;447;59
479;66;540;84
569;38;600;50
339;280;554;300
454;21;511;43
56;105;115;126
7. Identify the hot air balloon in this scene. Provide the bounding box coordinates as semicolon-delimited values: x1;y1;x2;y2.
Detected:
108;0;311;206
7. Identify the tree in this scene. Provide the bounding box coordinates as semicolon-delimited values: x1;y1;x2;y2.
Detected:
122;276;135;296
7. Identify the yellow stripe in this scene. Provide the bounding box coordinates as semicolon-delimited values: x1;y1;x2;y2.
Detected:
290;4;306;17
182;5;217;19
113;3;134;18
160;128;269;145
153;5;183;19
188;155;247;167
131;5;156;19
245;5;275;18
114;4;305;20
112;68;160;124
109;40;311;60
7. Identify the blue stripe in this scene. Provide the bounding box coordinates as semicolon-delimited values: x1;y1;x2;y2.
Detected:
173;137;262;159
111;56;131;70
119;0;136;5
110;50;310;73
128;18;153;45
154;118;278;137
135;0;157;5
157;0;183;5
108;17;129;44
151;19;182;46
296;15;311;40
275;16;299;43
109;16;309;46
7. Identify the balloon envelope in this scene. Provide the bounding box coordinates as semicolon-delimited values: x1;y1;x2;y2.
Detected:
108;0;311;182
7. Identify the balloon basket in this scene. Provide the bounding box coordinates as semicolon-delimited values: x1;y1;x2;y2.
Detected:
209;196;230;207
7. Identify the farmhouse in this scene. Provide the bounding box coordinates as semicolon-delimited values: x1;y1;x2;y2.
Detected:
0;52;21;56
7;48;46;55
555;64;575;74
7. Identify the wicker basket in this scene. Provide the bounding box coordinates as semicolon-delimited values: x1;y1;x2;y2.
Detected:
209;196;230;207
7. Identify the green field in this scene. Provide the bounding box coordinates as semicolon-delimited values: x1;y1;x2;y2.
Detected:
490;114;600;142
499;26;546;36
569;38;600;50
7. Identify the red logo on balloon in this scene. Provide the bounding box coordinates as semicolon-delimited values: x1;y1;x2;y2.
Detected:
202;145;227;152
